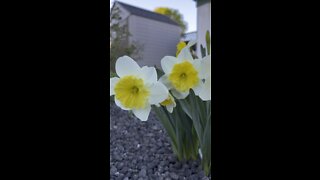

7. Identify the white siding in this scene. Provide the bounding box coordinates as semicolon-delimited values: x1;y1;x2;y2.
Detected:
197;2;211;57
128;15;181;69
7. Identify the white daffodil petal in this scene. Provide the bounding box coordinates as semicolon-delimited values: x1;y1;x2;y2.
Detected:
186;40;197;48
166;104;174;113
193;59;202;78
201;55;211;79
110;77;119;96
132;105;151;121
115;56;141;77
161;56;177;74
148;82;169;105
159;75;173;89
199;77;211;101
178;46;193;62
141;66;157;84
171;89;189;99
115;98;130;110
192;81;204;96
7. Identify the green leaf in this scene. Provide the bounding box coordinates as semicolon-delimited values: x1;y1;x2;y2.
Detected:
177;99;192;119
188;127;200;160
200;44;206;58
155;67;165;78
173;109;184;160
206;30;211;55
206;101;211;116
178;92;211;175
193;92;207;131
202;111;211;176
155;102;201;161
153;106;178;151
110;96;115;102
177;104;200;160
187;94;203;147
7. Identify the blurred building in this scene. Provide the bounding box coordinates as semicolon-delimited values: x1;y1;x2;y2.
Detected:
110;1;182;69
194;0;211;56
181;31;197;42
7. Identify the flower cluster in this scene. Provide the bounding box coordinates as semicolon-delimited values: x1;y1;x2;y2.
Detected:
110;33;212;176
110;41;211;121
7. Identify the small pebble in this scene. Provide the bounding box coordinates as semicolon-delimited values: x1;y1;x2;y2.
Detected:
170;172;179;180
138;169;147;177
110;166;117;174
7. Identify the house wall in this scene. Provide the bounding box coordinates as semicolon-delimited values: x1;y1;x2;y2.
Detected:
197;2;211;57
128;15;181;69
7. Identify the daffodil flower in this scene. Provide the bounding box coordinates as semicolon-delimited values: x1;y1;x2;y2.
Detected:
198;55;211;101
110;56;169;121
176;41;187;57
160;41;203;99
158;93;176;113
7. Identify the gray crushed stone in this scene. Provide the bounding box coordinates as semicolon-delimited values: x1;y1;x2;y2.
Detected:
110;102;211;180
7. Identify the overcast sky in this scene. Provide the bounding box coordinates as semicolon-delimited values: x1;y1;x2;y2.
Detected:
110;0;197;33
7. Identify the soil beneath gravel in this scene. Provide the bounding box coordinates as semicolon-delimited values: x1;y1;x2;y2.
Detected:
110;102;211;180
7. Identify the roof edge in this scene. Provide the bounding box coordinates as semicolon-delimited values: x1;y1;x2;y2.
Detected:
115;1;180;27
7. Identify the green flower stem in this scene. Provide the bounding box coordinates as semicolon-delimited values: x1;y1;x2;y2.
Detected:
154;104;200;161
201;109;211;176
178;91;211;176
175;104;200;160
179;95;203;147
153;106;179;156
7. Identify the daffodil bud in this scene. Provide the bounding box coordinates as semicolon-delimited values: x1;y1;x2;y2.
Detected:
159;93;176;113
176;41;187;57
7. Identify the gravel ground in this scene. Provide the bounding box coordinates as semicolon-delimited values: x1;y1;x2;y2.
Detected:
110;102;211;180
